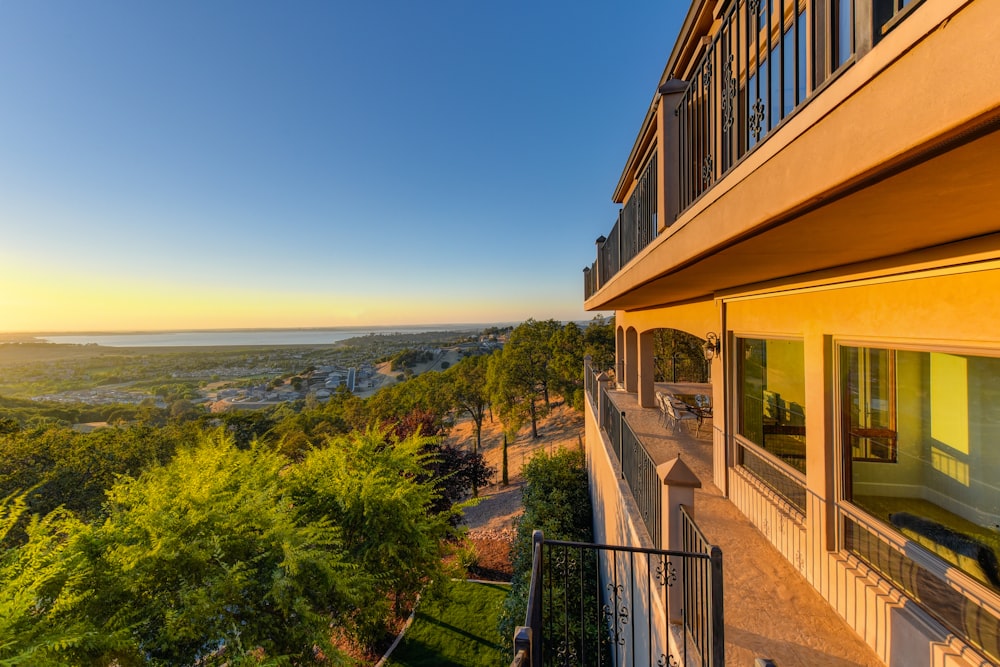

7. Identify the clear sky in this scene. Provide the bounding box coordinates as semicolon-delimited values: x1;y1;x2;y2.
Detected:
0;1;682;332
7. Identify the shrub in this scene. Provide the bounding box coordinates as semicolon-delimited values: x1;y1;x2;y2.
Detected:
497;448;592;643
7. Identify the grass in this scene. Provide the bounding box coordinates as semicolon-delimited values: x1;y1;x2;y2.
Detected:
382;580;510;667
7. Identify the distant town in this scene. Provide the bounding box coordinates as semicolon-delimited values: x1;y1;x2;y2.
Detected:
1;329;509;416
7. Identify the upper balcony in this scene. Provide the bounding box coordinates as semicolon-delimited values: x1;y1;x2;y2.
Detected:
584;0;1000;311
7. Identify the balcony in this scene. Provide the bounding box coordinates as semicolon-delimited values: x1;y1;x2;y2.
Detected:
528;360;884;666
584;0;1000;310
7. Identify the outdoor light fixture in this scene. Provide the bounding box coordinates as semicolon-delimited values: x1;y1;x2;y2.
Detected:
703;332;721;361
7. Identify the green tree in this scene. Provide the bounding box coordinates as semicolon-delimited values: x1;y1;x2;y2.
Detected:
287;429;459;644
0;496;132;666
89;433;353;664
583;315;616;372
499;448;593;644
445;355;491;493
486;349;530;443
488;320;558;439
653;328;708;383
550;322;585;410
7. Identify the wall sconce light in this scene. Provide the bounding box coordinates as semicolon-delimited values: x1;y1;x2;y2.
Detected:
703;332;721;361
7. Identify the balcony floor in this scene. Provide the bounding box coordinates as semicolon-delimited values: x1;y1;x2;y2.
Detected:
606;387;884;666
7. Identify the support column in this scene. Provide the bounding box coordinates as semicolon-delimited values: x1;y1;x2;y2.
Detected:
657;455;702;624
638;330;657;408
615;324;625;388
804;333;834;587
625;327;638;393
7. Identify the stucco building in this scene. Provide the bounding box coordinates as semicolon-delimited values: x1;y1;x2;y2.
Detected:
582;0;1000;664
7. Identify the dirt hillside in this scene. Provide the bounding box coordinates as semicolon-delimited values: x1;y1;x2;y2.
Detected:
444;402;584;580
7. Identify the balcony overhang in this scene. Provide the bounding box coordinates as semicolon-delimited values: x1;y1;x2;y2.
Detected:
587;119;1000;311
586;0;1000;312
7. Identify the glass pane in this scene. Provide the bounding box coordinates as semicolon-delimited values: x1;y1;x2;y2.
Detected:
843;346;1000;592
842;347;896;461
738;337;807;472
836;0;853;68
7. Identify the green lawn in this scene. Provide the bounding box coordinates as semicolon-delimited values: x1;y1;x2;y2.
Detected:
383;580;511;667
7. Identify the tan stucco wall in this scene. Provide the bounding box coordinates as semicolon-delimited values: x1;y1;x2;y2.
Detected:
615;299;718;339
723;264;1000;666
584;395;677;664
587;0;1000;313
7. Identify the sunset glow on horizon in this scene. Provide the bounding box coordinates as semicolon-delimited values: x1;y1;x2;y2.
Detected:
0;2;683;334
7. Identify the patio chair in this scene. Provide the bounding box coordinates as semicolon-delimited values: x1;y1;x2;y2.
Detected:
668;401;701;436
655;392;671;427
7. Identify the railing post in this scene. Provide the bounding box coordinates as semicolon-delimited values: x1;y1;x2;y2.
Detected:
709;545;725;667
530;530;543;667
656;455;702;623
594;235;606;292
513;626;532;666
854;0;874;61
658;78;687;227
596;372;612;428
619;410;626;479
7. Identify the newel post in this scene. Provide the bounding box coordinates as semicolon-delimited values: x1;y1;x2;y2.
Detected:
656;454;702;623
595;371;613;429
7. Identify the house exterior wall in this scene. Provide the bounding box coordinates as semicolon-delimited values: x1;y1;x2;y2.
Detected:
584;0;1000;661
602;255;1000;665
585;392;677;665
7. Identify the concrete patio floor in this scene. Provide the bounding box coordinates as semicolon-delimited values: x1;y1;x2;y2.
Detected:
607;386;884;667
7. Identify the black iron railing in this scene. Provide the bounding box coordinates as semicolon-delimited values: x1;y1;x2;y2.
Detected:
621;417;663;549
583;357;600;407
679;0;818;210
586;154;658;301
601;388;621;459
680;506;725;667
513;531;724;667
594;382;663;550
585;1;928;299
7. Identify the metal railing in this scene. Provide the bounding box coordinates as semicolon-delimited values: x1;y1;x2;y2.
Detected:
583;357;600;407
601;388;621;459
514;530;724;667
735;438;807;515
620;416;663;549
591;377;663;551
680;506;725;667
841;508;1000;665
585;1;928;298
679;0;818;210
586;154;658;300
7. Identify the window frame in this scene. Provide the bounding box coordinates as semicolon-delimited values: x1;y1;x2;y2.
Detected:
833;336;1000;660
731;333;809;511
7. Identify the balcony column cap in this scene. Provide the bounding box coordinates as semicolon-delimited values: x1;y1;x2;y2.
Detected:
595;235;607;245
658;78;687;95
656;454;702;488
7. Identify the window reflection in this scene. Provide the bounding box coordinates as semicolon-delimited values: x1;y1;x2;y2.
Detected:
842;346;1000;592
738;337;807;473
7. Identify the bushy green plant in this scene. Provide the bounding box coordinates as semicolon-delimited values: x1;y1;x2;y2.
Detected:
286;428;460;646
498;448;592;643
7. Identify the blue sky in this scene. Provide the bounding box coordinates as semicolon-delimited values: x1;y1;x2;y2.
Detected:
0;1;682;332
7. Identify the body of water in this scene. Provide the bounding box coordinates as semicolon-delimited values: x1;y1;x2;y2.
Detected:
39;326;486;348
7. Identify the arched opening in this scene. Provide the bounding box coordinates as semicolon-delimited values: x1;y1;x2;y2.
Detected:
651;328;710;384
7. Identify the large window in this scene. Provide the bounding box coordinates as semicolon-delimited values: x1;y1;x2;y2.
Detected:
840;345;1000;662
738;337;807;473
